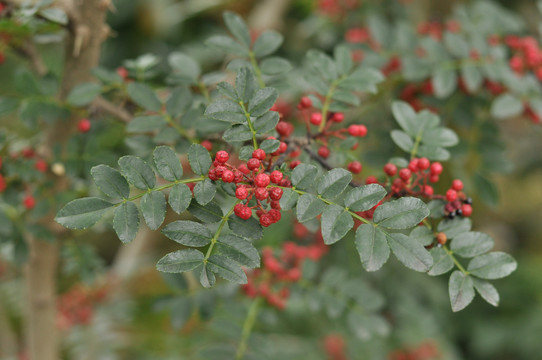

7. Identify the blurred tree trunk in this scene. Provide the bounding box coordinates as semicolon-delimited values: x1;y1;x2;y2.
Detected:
24;1;110;360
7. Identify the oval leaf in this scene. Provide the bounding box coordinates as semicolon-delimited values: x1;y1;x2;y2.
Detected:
321;204;354;245
113;202;139;243
156;249;204;273
467;252;517;280
161;220;212;247
449;270;475;312
55;197;114;229
387;233;433;272
344;184;386;212
91;164;130;199
118;155;156;190
153;146;183;181
141;191;166;230
355;224;390;272
373;197;429;229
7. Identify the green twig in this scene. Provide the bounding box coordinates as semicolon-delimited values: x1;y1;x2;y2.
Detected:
443;245;469;275
204;202;238;261
118;177;205;205
235;297;262;360
248;51;265;88
239;101;259;149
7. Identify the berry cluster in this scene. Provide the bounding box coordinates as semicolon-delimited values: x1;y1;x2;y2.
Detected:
57;284;108;331
388;340;440;360
444;179;472;219
242;237;327;309
208;149;289;227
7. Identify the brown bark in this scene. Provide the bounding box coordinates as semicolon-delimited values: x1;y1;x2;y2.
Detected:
24;2;111;360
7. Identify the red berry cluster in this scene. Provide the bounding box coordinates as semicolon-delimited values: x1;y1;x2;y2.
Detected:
388;340;440;360
57;284;108;331
444;179;472;218
78;118;91;133
242;238;328;309
383;158;441;197
208;150;290;227
0;150;45;210
317;0;360;18
323;334;347;360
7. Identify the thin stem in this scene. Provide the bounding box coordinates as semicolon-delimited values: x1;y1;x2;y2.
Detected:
248;51;265;88
117;177;205;206
235;297;262;360
443;245;469;275
198;81;211;103
204;202;238;260
410;129;424;160
239;101;259;149
318;77;343;132
165;114;193;140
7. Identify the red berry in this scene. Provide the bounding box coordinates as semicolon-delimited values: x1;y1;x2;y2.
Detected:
310;113;323;126
0;174;6;192
461;204;472;217
23;195;35;210
289;160;301;169
429;174;439;183
201;140;213;151
299;96;312;109
116;67;128;79
430;162;443;175
269;187;283;201
252;149;266;160
287;268;301;281
418;157;430;170
222;170;234;183
399;168;411;181
269;209;281;222
451;179;463;191
208;168;219;181
254;173;270;188
408;158;419;172
423;185;434;196
235;186;248;200
318;146;330;158
270;200;281;210
270;170;283;184
365;176;378;184
446;189;458;202
383;163;397;176
347;161;362;174
22;148;35;158
78;119;91;133
247;158;261;170
238;164;250;174
348;124;367;137
35;159;48;173
276;122;293;137
255;187;269;200
332;112;344;122
260;213;274;227
214;166;225;177
233;171;244;183
215;150;229;164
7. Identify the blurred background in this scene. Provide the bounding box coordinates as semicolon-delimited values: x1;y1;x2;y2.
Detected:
1;0;542;359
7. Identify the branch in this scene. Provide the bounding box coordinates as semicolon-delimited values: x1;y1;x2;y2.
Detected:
92;96;132;123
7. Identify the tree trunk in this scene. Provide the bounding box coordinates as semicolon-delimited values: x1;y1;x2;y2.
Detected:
24;1;111;360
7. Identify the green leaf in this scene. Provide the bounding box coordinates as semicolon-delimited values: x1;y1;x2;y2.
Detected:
166;87;192;117
355;224;390;272
156;249;204;273
339;67;384;93
55;198;114;229
169;184;192;215
113;202;139;243
279;188;299;210
253;30;283;57
118;155;156;189
66;83;101;106
91;165;130;199
161;220;212;247
206;35;249;56
296;193;326;223
141;191;166;230
153;146;183;181
317;168;352;199
432;67;457;99
473;172;499;206
0;97;19;116
321;205;354;245
421;127;459;147
216;234;260;268
216;81;239;100
168;52;201;83
490;93;524;119
194;179;216;205
450;232;494;258
344;184;386;212
248;87;279;117
428;247;454;276
223;124;252;143
449;270;475;312
467;252;517;279
391;101;418;136
206;254;248;284
461;65;483;93
437;217;472;239
199;264;216;288
38;7;68;25
205;99;245;123
334;44;353;76
127;115;167;132
260;57;293;75
373;197;429;229
390;130;414;153
188;201;223;223
254;111;280;134
235;67;258;103
259;139;280;154
473;278;500;307
306;49;338;82
290;164;318;190
228;215;263;241
387;233;433;272
127;82;162;111
188;144;212;176
223;11;251;47
409;226;434;246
